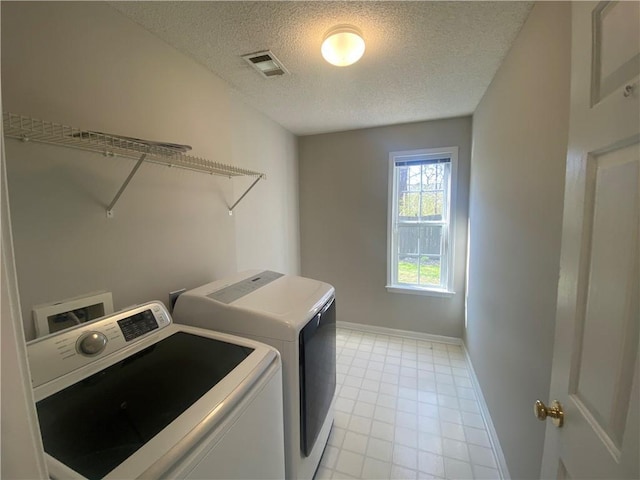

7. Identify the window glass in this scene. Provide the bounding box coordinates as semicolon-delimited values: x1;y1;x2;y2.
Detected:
398;225;420;255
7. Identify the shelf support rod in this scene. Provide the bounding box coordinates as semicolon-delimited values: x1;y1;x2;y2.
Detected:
228;175;264;215
106;152;147;218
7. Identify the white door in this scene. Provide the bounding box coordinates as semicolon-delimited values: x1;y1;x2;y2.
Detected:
540;1;639;479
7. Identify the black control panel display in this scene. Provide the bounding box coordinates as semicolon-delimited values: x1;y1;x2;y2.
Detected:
117;309;158;342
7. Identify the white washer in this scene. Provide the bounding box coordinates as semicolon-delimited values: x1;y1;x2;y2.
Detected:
173;270;336;480
27;301;285;480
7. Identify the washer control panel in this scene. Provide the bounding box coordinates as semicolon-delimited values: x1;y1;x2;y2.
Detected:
117;308;162;341
27;301;171;387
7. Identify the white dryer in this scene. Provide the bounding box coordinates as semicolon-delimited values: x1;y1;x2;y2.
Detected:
173;270;336;480
27;301;285;479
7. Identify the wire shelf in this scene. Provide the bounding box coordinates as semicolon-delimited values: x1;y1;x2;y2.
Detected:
3;112;266;216
2;112;265;178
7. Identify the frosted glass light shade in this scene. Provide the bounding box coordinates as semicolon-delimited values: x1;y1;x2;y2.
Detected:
321;25;365;67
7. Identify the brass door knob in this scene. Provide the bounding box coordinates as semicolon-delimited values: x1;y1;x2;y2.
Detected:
534;399;564;427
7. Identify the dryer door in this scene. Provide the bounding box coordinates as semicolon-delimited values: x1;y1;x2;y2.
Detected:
299;298;336;456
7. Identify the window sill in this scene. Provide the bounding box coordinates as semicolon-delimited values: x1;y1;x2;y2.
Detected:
385;285;456;298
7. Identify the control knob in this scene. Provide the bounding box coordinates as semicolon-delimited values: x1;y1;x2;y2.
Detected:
77;331;108;356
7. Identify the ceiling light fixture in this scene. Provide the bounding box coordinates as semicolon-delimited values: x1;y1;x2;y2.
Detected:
321;25;365;67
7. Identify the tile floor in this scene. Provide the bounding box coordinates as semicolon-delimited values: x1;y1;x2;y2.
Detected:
316;327;501;480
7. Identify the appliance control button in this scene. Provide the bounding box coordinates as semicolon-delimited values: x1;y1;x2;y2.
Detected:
77;332;108;356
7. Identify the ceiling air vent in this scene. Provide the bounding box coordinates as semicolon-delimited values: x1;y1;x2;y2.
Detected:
241;50;289;78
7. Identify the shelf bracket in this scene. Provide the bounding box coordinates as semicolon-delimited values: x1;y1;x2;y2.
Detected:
228;175;264;215
106;152;147;218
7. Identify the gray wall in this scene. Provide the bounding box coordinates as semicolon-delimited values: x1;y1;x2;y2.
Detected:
230;92;300;274
2;1;299;341
299;117;471;338
465;3;571;479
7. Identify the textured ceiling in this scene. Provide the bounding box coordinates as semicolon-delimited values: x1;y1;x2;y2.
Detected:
110;1;533;136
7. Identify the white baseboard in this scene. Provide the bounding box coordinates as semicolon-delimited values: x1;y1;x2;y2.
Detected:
337;321;463;345
336;321;510;479
462;346;511;480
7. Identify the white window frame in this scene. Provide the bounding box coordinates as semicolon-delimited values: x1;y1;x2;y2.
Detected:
386;146;458;297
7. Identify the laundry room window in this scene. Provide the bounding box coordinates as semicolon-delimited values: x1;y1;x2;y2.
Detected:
387;147;458;296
